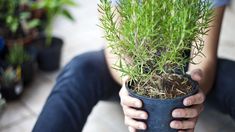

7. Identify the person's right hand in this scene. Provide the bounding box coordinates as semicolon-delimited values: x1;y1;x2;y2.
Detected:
119;84;148;132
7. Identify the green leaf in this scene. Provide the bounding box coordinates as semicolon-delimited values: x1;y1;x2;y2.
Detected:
31;1;47;9
62;9;75;21
27;19;40;29
20;12;31;20
62;0;77;6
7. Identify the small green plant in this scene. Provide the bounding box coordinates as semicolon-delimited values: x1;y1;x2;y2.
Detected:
99;0;213;99
0;67;19;86
0;0;20;33
32;0;77;46
7;44;31;66
0;0;40;36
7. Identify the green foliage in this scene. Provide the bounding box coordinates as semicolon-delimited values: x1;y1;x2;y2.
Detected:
99;0;213;89
32;0;77;46
0;0;21;33
0;0;40;35
7;44;31;66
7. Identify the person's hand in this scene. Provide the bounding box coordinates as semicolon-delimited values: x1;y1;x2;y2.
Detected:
170;69;206;132
119;84;147;132
119;69;205;132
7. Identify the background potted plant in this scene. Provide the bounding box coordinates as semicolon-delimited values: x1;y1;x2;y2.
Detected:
0;0;40;47
31;0;76;71
99;0;213;131
6;44;36;85
0;67;23;100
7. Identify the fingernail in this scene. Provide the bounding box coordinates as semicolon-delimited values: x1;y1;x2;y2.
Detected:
139;124;146;129
172;111;180;117
140;113;147;119
135;102;141;107
170;121;180;129
184;100;191;106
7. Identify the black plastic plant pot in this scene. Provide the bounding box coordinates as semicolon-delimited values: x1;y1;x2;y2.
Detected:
21;60;36;85
0;82;23;100
22;46;37;85
126;78;199;132
37;37;63;72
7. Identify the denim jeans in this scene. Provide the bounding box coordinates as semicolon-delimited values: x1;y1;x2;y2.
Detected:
33;50;235;132
33;50;121;132
207;58;235;120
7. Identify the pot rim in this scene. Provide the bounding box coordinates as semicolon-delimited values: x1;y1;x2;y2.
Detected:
125;76;199;101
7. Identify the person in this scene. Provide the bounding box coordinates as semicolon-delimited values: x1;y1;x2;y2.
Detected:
33;0;232;132
120;0;233;132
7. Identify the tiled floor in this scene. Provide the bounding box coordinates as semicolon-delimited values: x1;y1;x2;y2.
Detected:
0;0;235;132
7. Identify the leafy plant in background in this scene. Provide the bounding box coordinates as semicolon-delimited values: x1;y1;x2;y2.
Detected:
99;0;213;99
7;44;31;66
32;0;77;46
0;0;40;36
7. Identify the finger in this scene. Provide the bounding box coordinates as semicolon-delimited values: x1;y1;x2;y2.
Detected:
170;118;197;129
119;85;129;96
189;69;203;83
183;90;205;106
172;105;204;118
128;126;136;132
123;106;148;119
125;116;147;130
120;94;142;108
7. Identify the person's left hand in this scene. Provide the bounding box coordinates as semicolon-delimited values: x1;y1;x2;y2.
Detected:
170;69;206;132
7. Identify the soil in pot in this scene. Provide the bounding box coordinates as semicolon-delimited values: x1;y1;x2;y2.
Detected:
34;36;63;72
127;74;199;132
0;82;23;100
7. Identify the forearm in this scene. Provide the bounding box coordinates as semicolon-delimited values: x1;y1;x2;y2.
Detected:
104;46;123;85
188;6;226;94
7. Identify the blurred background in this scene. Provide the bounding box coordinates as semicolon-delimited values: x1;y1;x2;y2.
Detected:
0;0;235;132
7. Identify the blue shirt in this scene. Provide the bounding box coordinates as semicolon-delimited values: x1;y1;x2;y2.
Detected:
211;0;230;7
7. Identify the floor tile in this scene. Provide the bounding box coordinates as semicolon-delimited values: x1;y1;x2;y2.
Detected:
20;74;54;115
0;102;32;129
83;101;128;132
1;116;37;132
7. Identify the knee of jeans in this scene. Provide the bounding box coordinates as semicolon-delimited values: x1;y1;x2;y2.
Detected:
57;53;98;81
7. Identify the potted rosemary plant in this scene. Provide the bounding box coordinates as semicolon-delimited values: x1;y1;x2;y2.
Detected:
99;0;213;131
32;0;76;71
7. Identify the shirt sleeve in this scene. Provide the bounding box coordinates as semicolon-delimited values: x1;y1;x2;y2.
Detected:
211;0;230;7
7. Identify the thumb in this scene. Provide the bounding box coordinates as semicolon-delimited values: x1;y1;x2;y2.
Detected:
188;69;203;83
